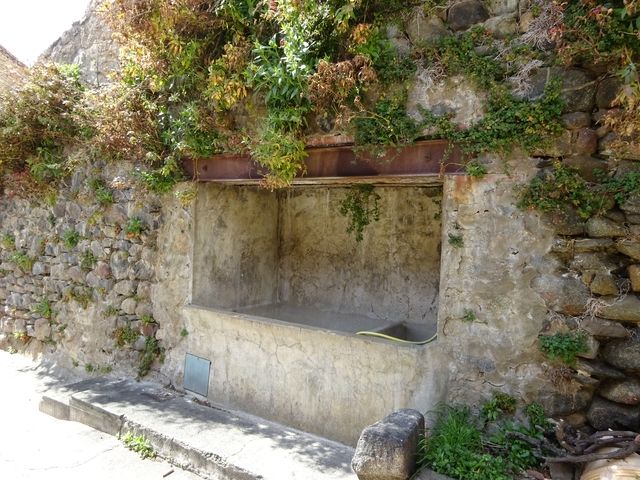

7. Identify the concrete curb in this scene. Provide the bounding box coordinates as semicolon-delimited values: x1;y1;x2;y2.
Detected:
40;377;357;480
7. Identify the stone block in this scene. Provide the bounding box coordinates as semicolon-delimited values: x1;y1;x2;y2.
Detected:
574;128;598;155
575;359;626;380
580;317;629;339
406;10;449;45
603;337;640;371
618;239;640;260
352;409;424;480
596;77;623;109
488;0;518;15
597;295;640;323
629;265;640;292
531;273;589;316
539;391;591;417
482;13;518;38
586;217;627;237
414;469;455;480
528;67;596;113
588;273;618;296
33;318;51;341
120;297;137;315
587;396;640;430
447;0;489;31
562;112;591;130
577;334;599;359
600;378;640;405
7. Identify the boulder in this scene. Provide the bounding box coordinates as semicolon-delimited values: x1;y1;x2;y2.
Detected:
587;396;640;430
586;217;627;237
617;238;640;261
447;0;489;31
600;378;640;405
603;338;640;371
580;316;629;339
352;409;424;480
597;296;640;324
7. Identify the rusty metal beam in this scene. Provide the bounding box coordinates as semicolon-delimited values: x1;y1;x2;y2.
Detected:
182;140;465;185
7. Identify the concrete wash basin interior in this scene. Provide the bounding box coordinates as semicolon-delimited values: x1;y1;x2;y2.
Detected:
192;184;442;344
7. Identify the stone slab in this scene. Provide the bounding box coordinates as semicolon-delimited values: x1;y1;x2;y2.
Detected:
46;377;356;480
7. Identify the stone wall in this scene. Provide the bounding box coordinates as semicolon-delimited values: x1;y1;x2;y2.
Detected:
0;161;166;376
0;45;27;92
40;0;119;86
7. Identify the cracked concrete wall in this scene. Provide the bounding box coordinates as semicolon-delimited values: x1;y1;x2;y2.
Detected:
191;186;279;310
437;163;557;405
177;305;448;446
278;186;441;323
191;185;442;325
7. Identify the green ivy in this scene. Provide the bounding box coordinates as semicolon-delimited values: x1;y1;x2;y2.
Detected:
339;184;381;242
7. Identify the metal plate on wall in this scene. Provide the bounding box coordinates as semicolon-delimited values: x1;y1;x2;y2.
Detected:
184;353;211;397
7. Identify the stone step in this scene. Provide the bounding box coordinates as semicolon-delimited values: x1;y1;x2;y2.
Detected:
41;377;356;480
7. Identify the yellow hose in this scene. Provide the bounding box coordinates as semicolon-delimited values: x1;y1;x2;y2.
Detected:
355;330;437;345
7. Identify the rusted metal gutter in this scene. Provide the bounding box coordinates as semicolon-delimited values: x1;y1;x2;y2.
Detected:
182;139;464;186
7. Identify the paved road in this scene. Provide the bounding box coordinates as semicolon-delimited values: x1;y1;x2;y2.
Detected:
0;350;204;480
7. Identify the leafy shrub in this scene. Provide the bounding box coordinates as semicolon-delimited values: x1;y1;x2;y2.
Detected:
419;402;552;480
0;63;88;187
538;331;588;366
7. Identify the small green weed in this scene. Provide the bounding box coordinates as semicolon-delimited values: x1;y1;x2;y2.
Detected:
538;331;588;366
448;233;464;248
125;217;145;237
113;325;140;347
103;306;119;318
138;336;164;378
122;432;156;459
180;327;189;337
465;162;488;178
89;178;114;206
80;250;97;271
62;229;81;249
10;252;33;272
85;363;95;373
32;297;53;320
1;233;15;250
339;184;381;242
481;392;517;421
462;308;476;323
